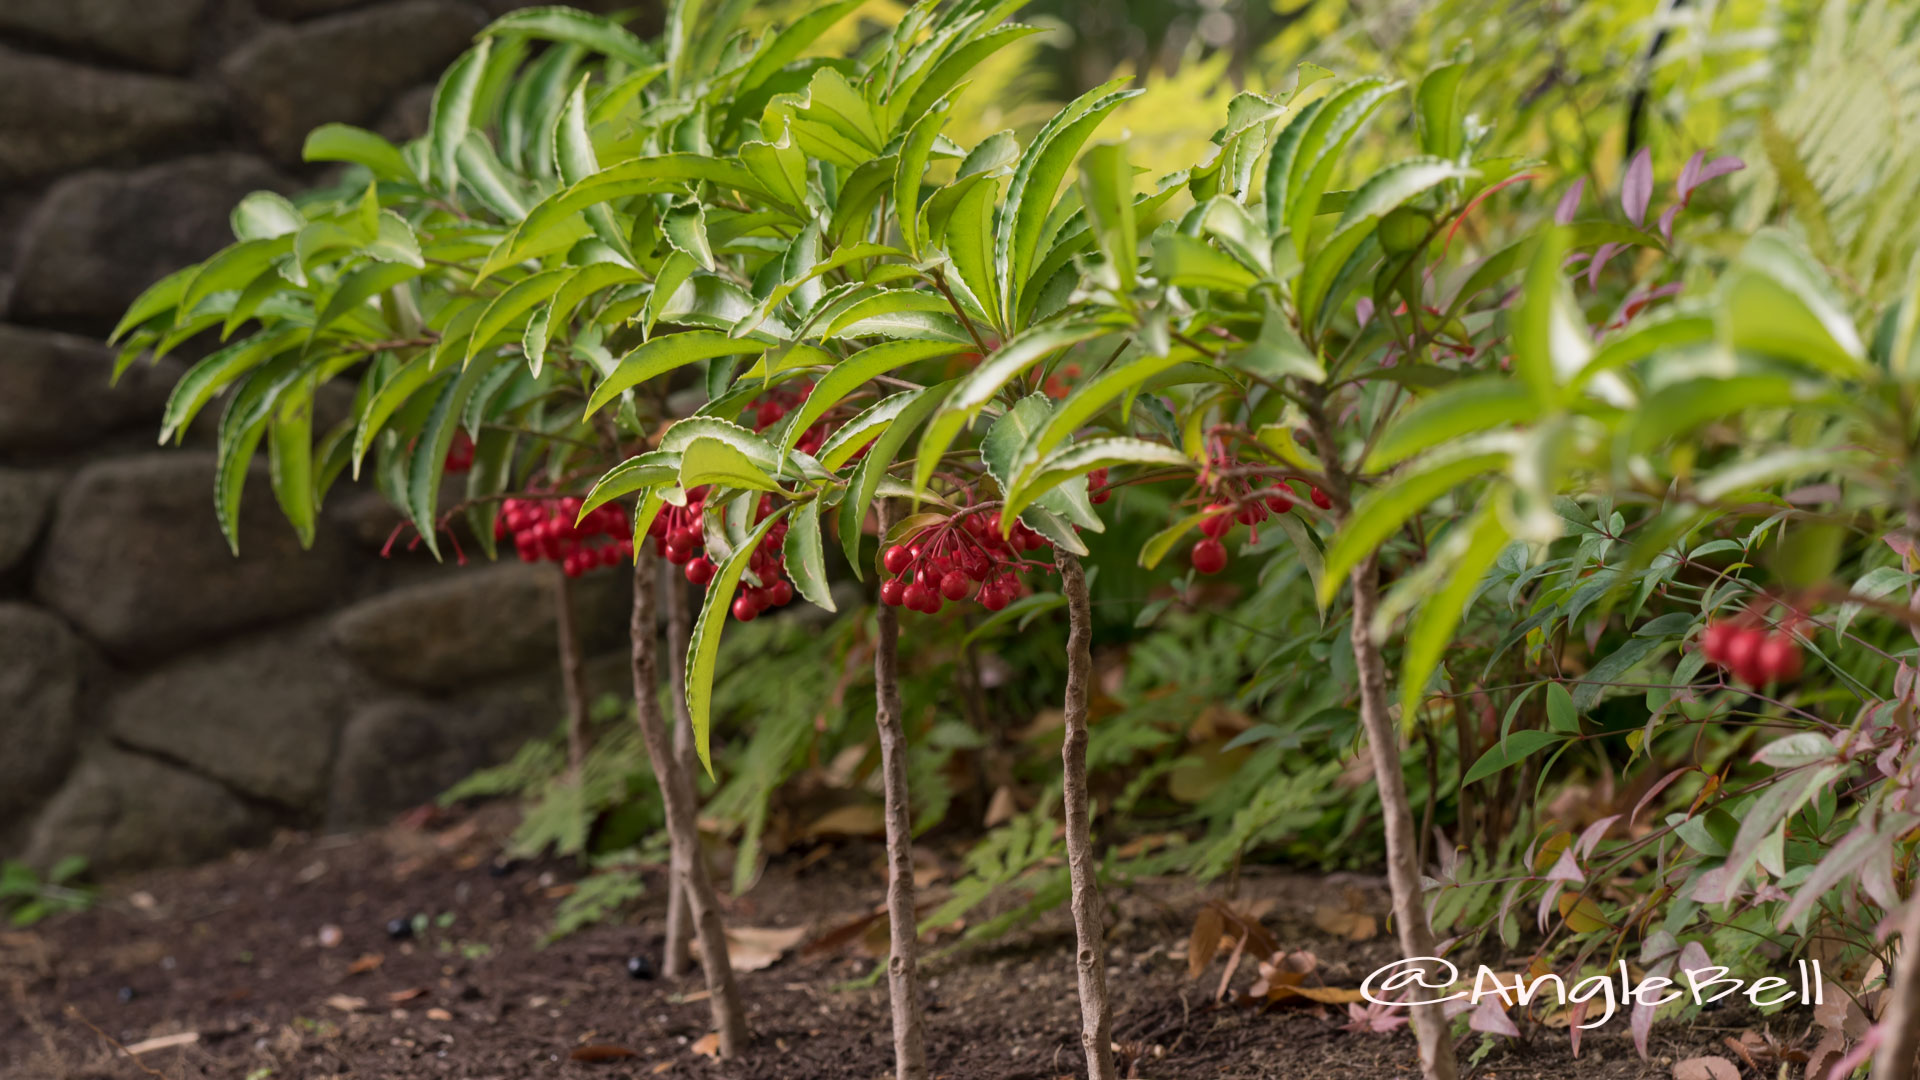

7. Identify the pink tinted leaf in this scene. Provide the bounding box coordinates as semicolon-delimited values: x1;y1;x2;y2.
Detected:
1470;994;1520;1037
1632;999;1656;1058
1632;767;1693;827
1568;999;1587;1056
1694;156;1745;188
1672;1056;1740;1080
1622;147;1653;226
1355;296;1374;326
1825;1024;1882;1080
1679;941;1711;976
1586;242;1624;288
1555;178;1585;224
1546;847;1585;884
1576;814;1621;858
1676;151;1705;200
1658;203;1682;243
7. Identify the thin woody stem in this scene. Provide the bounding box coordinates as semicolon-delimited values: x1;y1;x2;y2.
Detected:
874;501;930;1080
662;568;699;978
629;556;747;1056
1056;549;1118;1080
551;567;592;779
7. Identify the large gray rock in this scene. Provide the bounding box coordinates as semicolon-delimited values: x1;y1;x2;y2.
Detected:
0;324;184;453
22;747;264;875
9;155;291;328
220;1;488;160
35;452;360;661
330;561;627;691
0;604;91;824
109;625;375;808
0;0;212;73
325;697;554;829
0;469;60;576
0;48;222;183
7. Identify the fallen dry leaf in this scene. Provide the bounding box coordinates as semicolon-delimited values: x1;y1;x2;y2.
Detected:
571;1045;638;1063
426;1008;453;1021
983;786;1019;828
1672;1056;1740;1080
387;987;429;1003
122;1032;199;1056
1312;906;1378;942
347;952;383;975
1187;906;1223;980
693;924;810;973
690;1032;721;1058
805;804;886;838
1266;984;1368;1006
650;1062;673;1075
324;994;367;1013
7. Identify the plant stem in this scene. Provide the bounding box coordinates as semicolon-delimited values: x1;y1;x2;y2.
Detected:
1348;551;1458;1080
662;566;698;978
874;502;930;1080
1873;892;1920;1080
552;566;591;779
1055;549;1118;1080
629;556;747;1056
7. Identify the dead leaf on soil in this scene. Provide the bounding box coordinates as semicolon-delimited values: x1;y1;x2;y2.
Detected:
1672;1056;1740;1080
123;1032;199;1056
387;988;429;1003
426;1008;452;1021
1266;984;1367;1005
1311;906;1377;942
650;1062;673;1074
324;994;368;1013
1187;906;1223;979
983;786;1019;828
571;1044;637;1063
804;804;886;838
721;924;812;971
346;952;383;975
690;1032;721;1058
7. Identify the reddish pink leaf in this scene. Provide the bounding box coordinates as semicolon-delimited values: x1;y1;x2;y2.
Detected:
1622;147;1653;226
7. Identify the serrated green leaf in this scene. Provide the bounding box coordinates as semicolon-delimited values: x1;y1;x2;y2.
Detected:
480;5;658;66
687;507;791;774
1320;451;1506;605
586;332;766;417
1399;498;1507;717
428;40;492;193
784;498;835;610
1367;377;1535;469
303;123;417;183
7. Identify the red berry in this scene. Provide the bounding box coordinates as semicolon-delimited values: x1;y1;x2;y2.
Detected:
1701;621;1738;666
685;556;716;586
1756;634;1803;684
880;579;907;606
668;527;702;551
664;536;696;564
980;585;1009;612
600;545;623;568
1310;487;1333;510
1088;468;1110;505
732;594;759;621
920;590;943;615
767;579;794;606
1265;491;1294;513
563;554;586;578
883;544;913;575
1235;503;1265;526
903;583;933;611
940;571;970;601
914;566;938;590
1200;505;1233;538
1191;538;1227;575
1722;628;1766;686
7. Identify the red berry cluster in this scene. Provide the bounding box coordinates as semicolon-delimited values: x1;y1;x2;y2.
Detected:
443;430;475;474
746;380;827;456
1701;619;1803;687
498;496;632;577
879;512;1052;615
1088;467;1111;505
649;489;795;621
1187;483;1331;575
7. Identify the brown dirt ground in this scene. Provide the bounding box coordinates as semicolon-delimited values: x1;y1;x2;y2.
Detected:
2;806;1763;1080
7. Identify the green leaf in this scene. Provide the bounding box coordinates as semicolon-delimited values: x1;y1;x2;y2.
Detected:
180;237;294;322
779;339;964;465
662;201;715;271
585;332;767;418
1319;451;1507;605
303;123;417;183
1572;637;1664;711
466;268;572;366
1414;54;1470;161
231;191;304;242
1336;157;1476;232
783;498;835;611
1367;377;1535;469
1003;437;1191;524
1510;226;1586;405
1577;307;1715;388
839;383;954;573
1296;217;1378;335
1462;729;1565;786
994;79;1139;325
896;23;1044;130
1011;349;1193;481
895;97;952;257
1722;240;1867;377
738;0;867;95
111;265;196;344
428;39;492;193
821;290;964;342
267;372;319;548
580;451;682;518
479;6;658;67
1077;142;1138;292
944;175;1001;332
679;435;782;492
687;506;791;774
1285;78;1399;257
1263;96;1327;235
406;356;504;556
159;328;299;444
1627;375;1822;454
555;76;630;260
1399;499;1508;716
1153;232;1257;292
311;261;423;343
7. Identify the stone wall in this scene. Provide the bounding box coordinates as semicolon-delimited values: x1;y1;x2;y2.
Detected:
0;0;640;875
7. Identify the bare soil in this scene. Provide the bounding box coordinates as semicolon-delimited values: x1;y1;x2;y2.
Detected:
2;806;1747;1079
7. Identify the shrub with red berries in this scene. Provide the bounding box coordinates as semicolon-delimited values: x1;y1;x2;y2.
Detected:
878;510;1053;615
649;488;795;620
745;379;827;456
1182;474;1327;576
498;494;632;578
1700;618;1804;687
